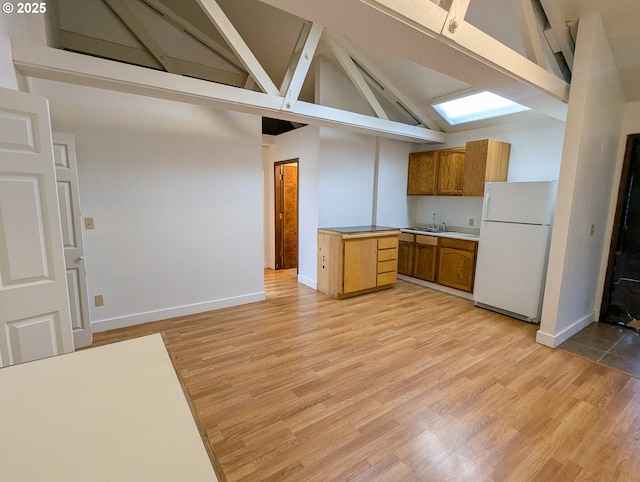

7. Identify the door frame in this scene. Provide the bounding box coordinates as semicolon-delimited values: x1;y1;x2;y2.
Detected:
600;133;640;318
274;159;299;270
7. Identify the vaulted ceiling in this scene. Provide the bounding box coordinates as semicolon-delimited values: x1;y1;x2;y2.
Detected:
46;0;640;135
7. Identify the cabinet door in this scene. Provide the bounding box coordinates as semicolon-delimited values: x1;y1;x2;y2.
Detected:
397;240;414;276
463;139;510;196
414;244;437;282
407;151;438;195
437;248;475;292
437;148;465;195
343;238;378;293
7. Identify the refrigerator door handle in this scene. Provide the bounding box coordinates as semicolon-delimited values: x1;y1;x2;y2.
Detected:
482;191;490;220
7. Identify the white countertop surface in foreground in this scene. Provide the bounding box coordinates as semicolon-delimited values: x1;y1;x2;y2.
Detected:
0;334;218;482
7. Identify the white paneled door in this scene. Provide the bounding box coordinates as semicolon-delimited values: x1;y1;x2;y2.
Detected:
0;87;74;367
54;133;92;348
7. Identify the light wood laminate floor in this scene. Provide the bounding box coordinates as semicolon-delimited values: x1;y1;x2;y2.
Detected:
92;269;640;481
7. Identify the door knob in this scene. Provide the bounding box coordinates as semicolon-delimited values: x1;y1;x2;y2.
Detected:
76;256;84;262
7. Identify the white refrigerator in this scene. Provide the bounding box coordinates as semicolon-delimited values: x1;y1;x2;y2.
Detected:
473;181;556;323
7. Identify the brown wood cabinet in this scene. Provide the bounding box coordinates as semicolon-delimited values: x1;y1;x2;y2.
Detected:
318;229;399;299
437;148;466;195
413;235;438;281
407;151;438;195
436;237;478;292
397;233;415;276
408;139;510;197
463;139;511;196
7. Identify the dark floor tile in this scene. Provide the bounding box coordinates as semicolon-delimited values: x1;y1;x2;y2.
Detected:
599;352;640;378
558;338;608;361
559;322;640;379
567;323;626;351
608;331;640;358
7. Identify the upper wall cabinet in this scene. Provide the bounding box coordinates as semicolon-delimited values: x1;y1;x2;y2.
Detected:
407;139;510;197
437;147;466;195
407;150;438;195
463;139;511;196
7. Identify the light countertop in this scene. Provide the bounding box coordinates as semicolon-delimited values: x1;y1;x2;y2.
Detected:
401;228;480;241
0;334;219;482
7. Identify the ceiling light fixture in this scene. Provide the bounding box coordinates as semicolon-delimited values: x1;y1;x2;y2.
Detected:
432;90;530;125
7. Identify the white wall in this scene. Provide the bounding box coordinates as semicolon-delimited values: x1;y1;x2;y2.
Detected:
375;137;415;227
31;79;266;331
263;125;320;288
318;127;377;227
0;12;26;89
537;13;625;347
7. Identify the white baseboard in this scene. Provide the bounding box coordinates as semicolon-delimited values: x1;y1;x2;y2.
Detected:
298;274;317;290
536;312;594;348
91;292;266;333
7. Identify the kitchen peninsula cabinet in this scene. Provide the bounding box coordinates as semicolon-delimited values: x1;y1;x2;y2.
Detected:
436;237;478;292
407;139;510;197
318;227;400;299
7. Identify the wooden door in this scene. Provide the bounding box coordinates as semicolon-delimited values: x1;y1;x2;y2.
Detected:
0;87;74;366
54;133;92;348
407;151;438;195
437;148;465;195
274;161;298;270
343;238;377;293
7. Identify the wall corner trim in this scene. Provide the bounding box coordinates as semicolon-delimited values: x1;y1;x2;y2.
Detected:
536;313;595;347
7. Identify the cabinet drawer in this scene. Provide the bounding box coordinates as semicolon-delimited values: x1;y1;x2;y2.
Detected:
377;271;397;286
416;234;438;246
378;248;397;261
439;237;477;251
399;232;414;243
377;259;397;273
378;237;399;250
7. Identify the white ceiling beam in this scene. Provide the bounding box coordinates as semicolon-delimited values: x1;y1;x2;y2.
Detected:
12;42;446;143
509;0;547;68
538;0;574;71
259;0;569;120
325;34;388;119
140;0;245;74
444;0;471;34
101;0;181;74
331;34;440;130
280;23;323;107
195;0;279;96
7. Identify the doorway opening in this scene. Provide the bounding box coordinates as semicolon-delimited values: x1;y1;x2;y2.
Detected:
601;133;640;330
274;160;299;271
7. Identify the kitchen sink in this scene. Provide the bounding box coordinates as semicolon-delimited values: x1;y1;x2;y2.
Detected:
406;226;446;233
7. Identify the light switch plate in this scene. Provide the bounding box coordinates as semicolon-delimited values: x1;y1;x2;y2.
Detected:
84;217;95;230
94;294;104;306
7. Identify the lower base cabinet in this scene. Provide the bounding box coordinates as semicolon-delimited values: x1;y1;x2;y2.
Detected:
413;235;438;282
397;233;478;293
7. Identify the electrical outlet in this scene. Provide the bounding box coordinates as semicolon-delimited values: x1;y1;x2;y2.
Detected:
469;218;475;227
84;217;95;230
94;294;104;306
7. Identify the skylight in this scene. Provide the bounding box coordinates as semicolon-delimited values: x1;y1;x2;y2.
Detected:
432;91;530;125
